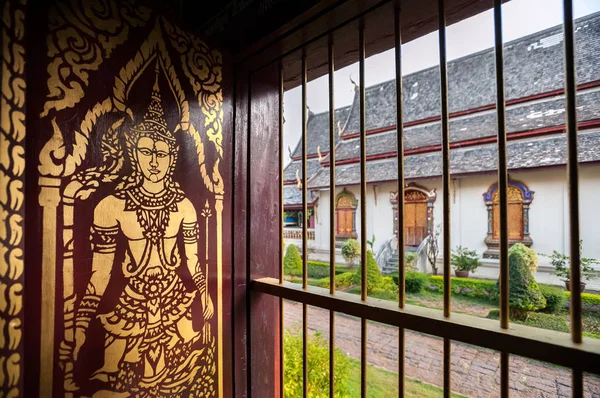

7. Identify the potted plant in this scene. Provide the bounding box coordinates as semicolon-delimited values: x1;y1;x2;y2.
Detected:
543;240;600;292
451;246;481;277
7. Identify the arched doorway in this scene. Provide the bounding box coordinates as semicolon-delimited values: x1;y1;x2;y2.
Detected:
391;184;436;247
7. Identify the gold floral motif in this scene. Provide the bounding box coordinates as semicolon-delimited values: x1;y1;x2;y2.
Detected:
337;196;353;208
405;191;428;202
0;1;26;396
492;185;523;203
42;0;151;116
163;19;224;196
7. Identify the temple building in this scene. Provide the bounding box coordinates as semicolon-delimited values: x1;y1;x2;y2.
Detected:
283;11;600;288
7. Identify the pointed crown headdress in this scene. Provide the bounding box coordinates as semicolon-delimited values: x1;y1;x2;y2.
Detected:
131;61;176;149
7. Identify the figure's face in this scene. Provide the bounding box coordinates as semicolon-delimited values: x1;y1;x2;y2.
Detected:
136;136;172;183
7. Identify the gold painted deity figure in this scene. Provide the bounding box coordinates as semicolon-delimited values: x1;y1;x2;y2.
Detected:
71;65;215;396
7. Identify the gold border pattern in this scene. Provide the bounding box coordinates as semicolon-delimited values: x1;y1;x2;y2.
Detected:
0;0;26;396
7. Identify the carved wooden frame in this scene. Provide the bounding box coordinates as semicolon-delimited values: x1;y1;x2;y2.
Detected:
483;178;534;258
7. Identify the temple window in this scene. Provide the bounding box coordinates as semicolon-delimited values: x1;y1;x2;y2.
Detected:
483;179;534;258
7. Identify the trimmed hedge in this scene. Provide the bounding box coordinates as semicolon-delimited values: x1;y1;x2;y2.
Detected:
565;291;600;309
305;261;354;279
428;275;496;300
539;285;566;313
487;309;570;333
316;272;356;289
405;272;428;294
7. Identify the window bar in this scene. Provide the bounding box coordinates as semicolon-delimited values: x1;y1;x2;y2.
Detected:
328;37;337;398
359;21;368;398
301;48;309;398
437;0;451;395
394;4;406;396
493;1;510;396
563;0;583;394
279;60;285;398
563;0;581;346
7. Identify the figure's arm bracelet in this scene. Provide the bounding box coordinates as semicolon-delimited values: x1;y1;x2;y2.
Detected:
90;224;119;253
182;221;200;244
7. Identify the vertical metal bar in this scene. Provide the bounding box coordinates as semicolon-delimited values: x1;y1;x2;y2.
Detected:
279;61;285;398
563;0;582;346
500;351;509;398
328;38;337;398
438;0;450;320
494;0;509;332
394;4;406;397
493;1;510;396
564;0;583;393
301;49;309;398
438;0;451;396
359;22;368;398
573;368;583;397
443;338;451;397
395;1;405;310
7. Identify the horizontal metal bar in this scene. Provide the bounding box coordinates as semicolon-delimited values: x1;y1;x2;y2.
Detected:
252;278;600;374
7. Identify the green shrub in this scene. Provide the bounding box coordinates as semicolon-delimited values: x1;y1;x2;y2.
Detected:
284;329;351;397
565;291;600;308
428;275;496;300
542;240;599;281
522;313;570;333
405;272;428;294
307;262;330;279
341;239;361;267
404;252;420;271
539;285;566;313
284;244;302;279
496;243;545;318
486;310;569;333
450;246;481;273
336;272;356;289
379;276;398;294
370;288;399;301
352;250;383;294
316;277;331;289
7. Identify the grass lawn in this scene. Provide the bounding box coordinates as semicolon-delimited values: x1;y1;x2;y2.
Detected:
346;356;466;398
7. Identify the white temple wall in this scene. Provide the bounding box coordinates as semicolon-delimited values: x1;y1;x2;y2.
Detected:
294;163;600;288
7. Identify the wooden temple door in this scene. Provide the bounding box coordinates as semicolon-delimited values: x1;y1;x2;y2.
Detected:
337;209;353;235
403;192;429;246
404;202;428;246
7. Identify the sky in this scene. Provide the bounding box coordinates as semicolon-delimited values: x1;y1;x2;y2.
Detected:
282;0;600;166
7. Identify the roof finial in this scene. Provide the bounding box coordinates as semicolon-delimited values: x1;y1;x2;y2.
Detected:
288;146;292;157
296;169;302;189
349;73;358;92
317;145;322;162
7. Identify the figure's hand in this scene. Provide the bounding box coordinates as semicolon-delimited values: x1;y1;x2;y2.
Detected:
202;293;214;320
73;327;86;361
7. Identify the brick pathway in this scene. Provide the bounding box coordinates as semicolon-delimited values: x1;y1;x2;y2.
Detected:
284;300;600;397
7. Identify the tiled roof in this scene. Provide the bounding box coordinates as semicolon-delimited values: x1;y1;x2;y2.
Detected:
283;158;323;183
339;12;600;136
308;130;600;188
290;106;351;158
284;185;318;206
327;88;600;162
